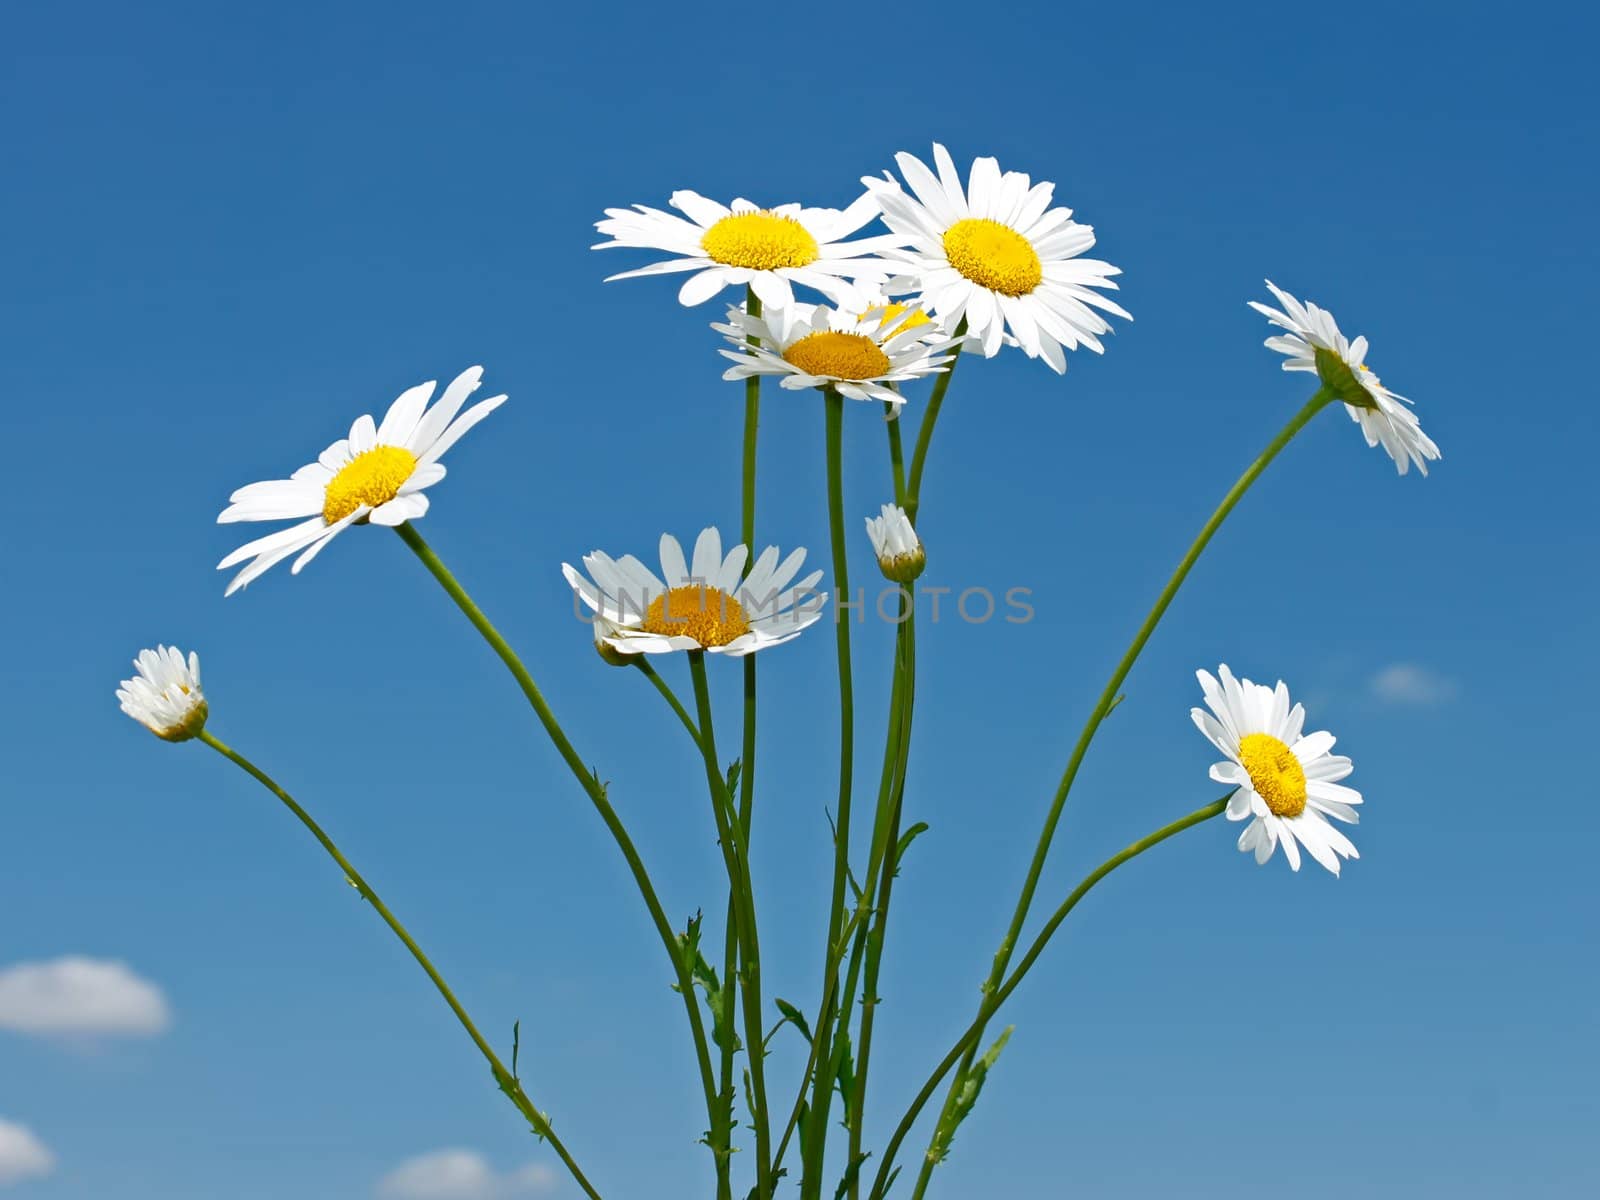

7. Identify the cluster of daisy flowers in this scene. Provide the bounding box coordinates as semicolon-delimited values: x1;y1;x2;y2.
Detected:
117;141;1445;883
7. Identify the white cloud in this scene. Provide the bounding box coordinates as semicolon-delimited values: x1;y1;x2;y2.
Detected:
1370;663;1459;706
0;957;170;1038
378;1150;555;1200
0;1120;55;1188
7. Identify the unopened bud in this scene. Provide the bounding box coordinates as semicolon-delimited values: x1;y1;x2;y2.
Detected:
865;503;925;584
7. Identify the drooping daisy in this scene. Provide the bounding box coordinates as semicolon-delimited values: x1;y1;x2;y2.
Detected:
593;190;904;309
117;645;207;742
217;367;505;595
715;301;957;407
864;143;1129;373
1250;281;1440;476
865;503;925;583
562;528;825;657
1191;665;1362;876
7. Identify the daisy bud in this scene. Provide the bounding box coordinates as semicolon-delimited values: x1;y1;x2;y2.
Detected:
865;503;925;584
117;645;208;742
591;617;636;668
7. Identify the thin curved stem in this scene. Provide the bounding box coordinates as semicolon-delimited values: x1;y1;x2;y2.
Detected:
904;322;965;524
905;388;1336;1195
689;651;774;1195
870;795;1232;1200
633;658;701;747
801;387;856;1198
198;729;605;1200
392;522;719;1134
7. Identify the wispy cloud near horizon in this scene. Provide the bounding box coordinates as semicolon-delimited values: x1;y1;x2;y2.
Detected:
1370;662;1459;706
377;1149;556;1199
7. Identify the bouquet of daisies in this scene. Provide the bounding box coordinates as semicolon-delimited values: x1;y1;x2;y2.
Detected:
119;142;1438;1200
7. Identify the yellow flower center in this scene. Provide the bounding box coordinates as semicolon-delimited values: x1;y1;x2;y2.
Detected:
782;331;893;380
1237;733;1308;818
861;302;933;338
641;586;751;648
942;218;1043;297
701;211;820;271
323;445;418;524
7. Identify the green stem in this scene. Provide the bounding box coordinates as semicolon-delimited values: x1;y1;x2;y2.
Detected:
903;322;965;524
906;386;1336;1196
634;659;738;1188
731;285;763;1200
198;729;605;1200
838;398;924;1198
802;387;856;1198
871;795;1232;1200
770;981;829;1176
846;607;916;1197
392;522;720;1140
814;649;908;1193
633;659;701;746
885;401;908;509
689;651;774;1195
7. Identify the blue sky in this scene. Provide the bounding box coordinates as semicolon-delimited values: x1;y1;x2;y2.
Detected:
3;1;1597;1196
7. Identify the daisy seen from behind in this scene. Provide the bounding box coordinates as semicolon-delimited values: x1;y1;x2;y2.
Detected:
1191;664;1362;876
715;300;957;407
216;366;506;595
563;527;825;658
117;645;207;742
864;142;1129;373
1250;280;1440;475
593;190;904;310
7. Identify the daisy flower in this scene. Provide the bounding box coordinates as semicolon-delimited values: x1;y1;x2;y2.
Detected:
864;143;1129;373
715;301;957;407
856;294;948;344
216;366;505;595
563;527;825;657
1191;665;1361;876
117;645;207;742
1250;281;1441;476
865;502;924;583
593;190;904;309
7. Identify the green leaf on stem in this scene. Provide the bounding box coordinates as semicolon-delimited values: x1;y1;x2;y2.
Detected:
891;822;930;876
834;1027;856;1116
672;910;705;986
834;1152;871;1200
773;997;813;1045
929;1026;1013;1165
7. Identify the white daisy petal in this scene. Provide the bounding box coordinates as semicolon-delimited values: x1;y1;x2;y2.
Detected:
377;379;436;446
